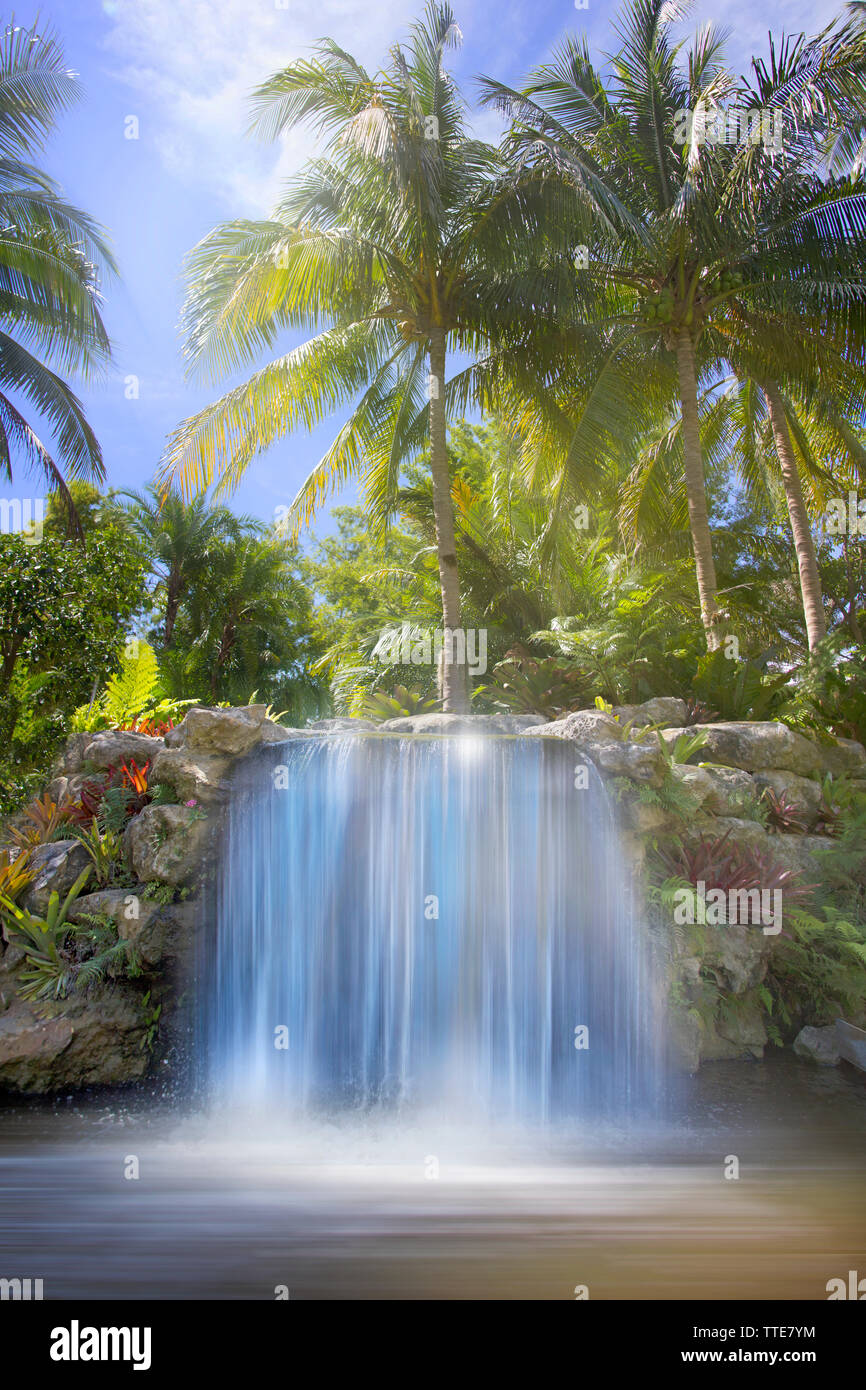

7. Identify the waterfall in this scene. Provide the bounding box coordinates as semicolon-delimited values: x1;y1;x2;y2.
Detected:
206;733;664;1121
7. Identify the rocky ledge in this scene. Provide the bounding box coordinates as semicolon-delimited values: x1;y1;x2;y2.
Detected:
2;700;864;1093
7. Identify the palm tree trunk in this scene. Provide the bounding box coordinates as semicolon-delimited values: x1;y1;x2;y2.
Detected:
763;379;827;651
674;328;722;651
164;570;182;648
428;330;468;712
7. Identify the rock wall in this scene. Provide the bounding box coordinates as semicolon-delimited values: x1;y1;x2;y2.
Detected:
0;705;293;1095
2;701;864;1095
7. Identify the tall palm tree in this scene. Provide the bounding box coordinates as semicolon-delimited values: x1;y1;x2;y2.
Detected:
160;3;563;710
0;20;115;520
119;484;243;648
481;0;866;651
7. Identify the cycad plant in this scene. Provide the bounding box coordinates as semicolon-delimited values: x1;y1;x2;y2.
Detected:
161;3;564;710
0;20;115;519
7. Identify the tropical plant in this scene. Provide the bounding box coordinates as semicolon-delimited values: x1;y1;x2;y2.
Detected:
161;3;565;711
0;523;147;809
0;864;92;1000
9;791;76;847
781;634;866;745
657;829;814;917
661;729;710;767
481;1;866;651
176;532;322;708
682;697;719;726
73;822;124;888
481;653;589;718
690;649;792;722
70;641;198;734
357;687;440;721
0;20;116;518
119;485;247;648
761;787;811;836
0;846;33;904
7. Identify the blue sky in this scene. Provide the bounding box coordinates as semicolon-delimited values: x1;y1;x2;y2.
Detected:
1;0;848;534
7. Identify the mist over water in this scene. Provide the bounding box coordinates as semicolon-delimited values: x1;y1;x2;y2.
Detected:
207;734;664;1122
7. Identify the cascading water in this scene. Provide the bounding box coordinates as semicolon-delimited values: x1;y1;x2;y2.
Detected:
206;733;664;1121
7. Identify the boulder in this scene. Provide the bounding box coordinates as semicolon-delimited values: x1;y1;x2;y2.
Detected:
684;816;771;851
70;890;169;969
150;747;233;808
84;730;164;772
124;805;210;887
704;926;774;994
702;995;768;1061
612;697;688;728
752;769;823;823
699;766;761;818
588;739;666;786
524;709;624;744
793;1024;840;1066
820;738;866;776
0;991;147;1093
52;732;96;777
178;705;278;756
765;833;835;881
669;763;716;809
660;722;824;777
20;840;91;916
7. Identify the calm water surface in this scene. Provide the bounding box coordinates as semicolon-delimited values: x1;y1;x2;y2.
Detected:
1;1053;863;1300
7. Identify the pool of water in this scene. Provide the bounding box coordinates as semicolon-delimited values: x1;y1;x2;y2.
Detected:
1;1053;863;1300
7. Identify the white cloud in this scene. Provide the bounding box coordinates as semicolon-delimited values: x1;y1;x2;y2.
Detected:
101;0;419;213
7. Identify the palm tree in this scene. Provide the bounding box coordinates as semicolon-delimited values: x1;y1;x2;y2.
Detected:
0;20;115;521
184;533;312;703
481;0;866;651
160;3;563;710
119;484;243;648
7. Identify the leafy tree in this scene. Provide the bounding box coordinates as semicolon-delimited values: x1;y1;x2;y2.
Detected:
481;0;866;651
167;530;327;719
118;485;247;647
0;524;146;807
0;19;115;521
161;3;564;711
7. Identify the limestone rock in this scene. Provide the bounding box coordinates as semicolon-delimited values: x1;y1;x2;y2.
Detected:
70;890;167;969
84;730;164;772
52;732;96;776
0;991;147;1093
124;805;209;886
752;769;823;823
702;996;767;1061
685;816;770;851
704;925;774;994
820;737;866;776
150;747;233;808
179;705;274;756
612;697;688;728
588;739;665;786
524;708;624;744
669;763;716;809
793;1024;840;1066
660;722;824;777
20;840;91;916
765;833;835;881
699;766;760;818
